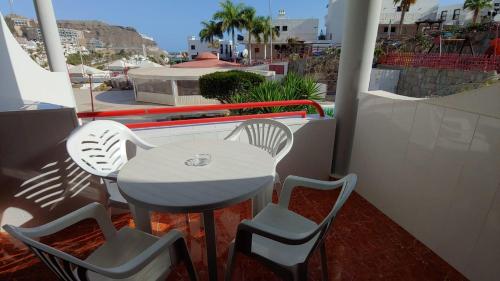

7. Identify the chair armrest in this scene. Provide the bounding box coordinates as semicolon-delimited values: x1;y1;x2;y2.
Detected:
96;230;185;279
278;175;345;209
128;132;156;150
18;202;116;240
237;219;319;246
224;126;242;141
13;229;186;279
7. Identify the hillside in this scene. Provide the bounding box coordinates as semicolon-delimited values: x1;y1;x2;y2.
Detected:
5;14;158;51
57;20;156;50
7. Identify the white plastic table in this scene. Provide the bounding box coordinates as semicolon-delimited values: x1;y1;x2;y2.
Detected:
117;139;275;281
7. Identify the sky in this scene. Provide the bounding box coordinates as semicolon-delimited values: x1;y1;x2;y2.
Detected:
1;0;463;52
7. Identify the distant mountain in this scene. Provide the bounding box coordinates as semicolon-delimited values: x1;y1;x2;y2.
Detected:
56;20;156;50
5;14;158;51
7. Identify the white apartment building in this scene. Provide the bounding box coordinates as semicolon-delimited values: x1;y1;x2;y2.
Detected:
30;27;83;45
438;0;500;26
86;38;105;50
186;36;233;60
243;9;320;60
325;0;438;45
11;17;31;27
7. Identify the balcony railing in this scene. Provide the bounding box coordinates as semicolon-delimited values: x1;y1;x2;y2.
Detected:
76;100;326;129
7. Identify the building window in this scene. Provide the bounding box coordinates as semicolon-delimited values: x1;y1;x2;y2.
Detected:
440;10;448;21
190;45;195;50
396;6;410;12
255;47;260;53
383;26;396;33
452;9;461;20
282;26;288;31
274;26;280;33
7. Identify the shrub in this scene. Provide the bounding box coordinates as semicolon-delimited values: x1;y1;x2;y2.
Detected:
199;70;265;103
232;73;321;114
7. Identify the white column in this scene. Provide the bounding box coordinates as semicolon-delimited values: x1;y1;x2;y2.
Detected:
333;0;382;176
33;0;67;72
171;80;179;106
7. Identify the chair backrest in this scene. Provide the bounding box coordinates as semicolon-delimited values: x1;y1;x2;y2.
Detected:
225;119;294;164
3;224;94;281
66;120;155;179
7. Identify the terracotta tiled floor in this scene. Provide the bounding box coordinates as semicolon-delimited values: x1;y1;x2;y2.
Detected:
0;189;468;281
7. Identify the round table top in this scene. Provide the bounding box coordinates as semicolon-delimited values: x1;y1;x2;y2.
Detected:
117;140;275;213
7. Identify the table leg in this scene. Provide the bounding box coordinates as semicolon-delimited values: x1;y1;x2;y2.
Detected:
130;204;152;234
252;181;274;217
203;210;217;281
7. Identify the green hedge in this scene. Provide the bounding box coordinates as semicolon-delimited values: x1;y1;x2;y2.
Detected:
199;70;265;103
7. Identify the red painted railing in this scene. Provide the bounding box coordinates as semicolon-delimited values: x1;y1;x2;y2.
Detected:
77;100;325;129
379;53;500;72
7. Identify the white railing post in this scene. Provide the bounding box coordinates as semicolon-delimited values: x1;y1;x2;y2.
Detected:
33;0;67;73
332;0;382;176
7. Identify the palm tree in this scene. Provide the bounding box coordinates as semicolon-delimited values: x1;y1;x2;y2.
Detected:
463;0;493;24
393;0;417;35
199;20;223;46
241;7;263;63
213;0;246;60
256;16;280;60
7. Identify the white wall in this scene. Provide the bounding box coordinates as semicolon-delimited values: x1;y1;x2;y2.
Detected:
325;0;346;44
133;116;336;181
437;4;474;25
272;18;319;43
326;0;438;45
350;85;500;281
438;1;500;25
0;12;75;111
187;36;232;60
379;0;438;24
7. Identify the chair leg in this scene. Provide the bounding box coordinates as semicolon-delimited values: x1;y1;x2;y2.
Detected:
175;238;198;281
199;213;204;229
224;242;237;281
274;173;282;199
292;263;308;281
298;263;308;281
320;242;329;281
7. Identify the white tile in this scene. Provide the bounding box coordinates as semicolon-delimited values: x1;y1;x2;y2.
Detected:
467;116;500;169
406;103;445;164
434;108;479;165
408;103;445;150
386;160;427;235
413;157;463;252
436;158;500;271
464;184;500;281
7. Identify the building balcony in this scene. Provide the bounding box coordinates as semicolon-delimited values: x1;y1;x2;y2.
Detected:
2;85;500;280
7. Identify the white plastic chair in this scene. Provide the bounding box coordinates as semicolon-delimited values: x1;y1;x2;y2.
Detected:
66;120;156;209
225;119;294;213
225;174;357;281
3;203;198;281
